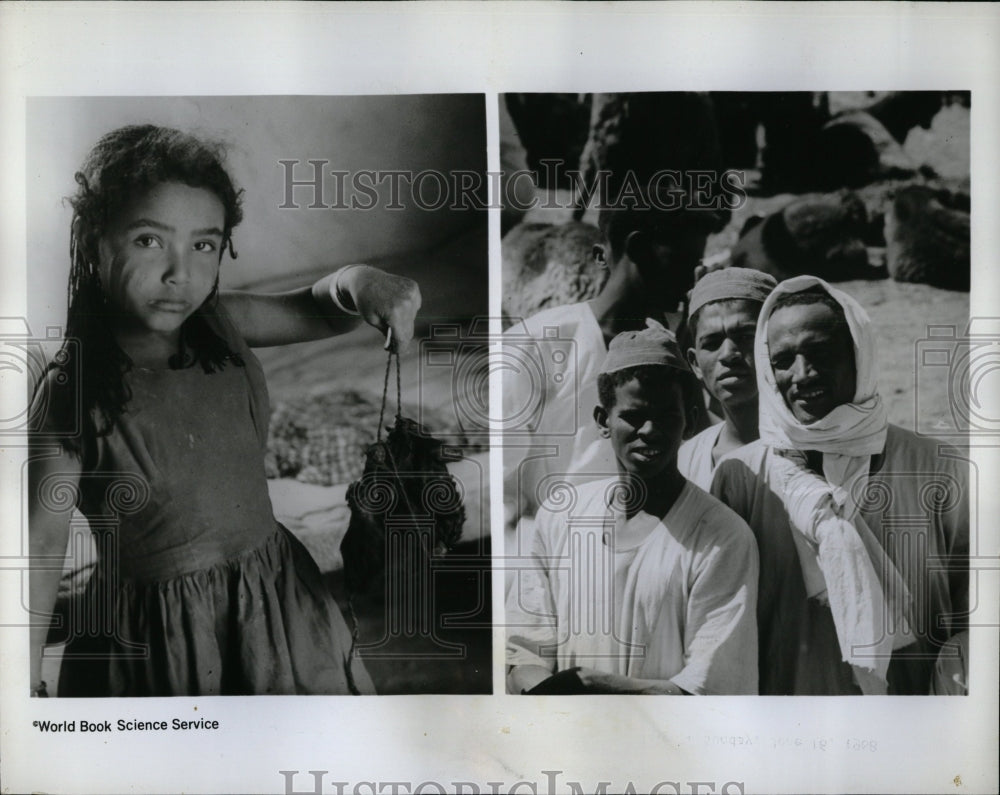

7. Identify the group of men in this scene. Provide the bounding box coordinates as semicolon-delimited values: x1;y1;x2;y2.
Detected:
503;204;969;696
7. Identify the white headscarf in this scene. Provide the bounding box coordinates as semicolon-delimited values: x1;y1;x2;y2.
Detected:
756;275;888;502
755;275;912;693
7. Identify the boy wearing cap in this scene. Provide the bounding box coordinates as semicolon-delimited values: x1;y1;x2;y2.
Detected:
504;94;732;540
503;200;720;548
679;267;778;491
506;323;758;695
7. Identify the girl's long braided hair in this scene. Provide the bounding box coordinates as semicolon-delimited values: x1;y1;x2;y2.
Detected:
54;125;246;459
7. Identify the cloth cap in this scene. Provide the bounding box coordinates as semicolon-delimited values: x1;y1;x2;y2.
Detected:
688;267;778;319
600;319;691;375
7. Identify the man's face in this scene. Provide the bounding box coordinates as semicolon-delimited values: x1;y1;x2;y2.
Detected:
632;226;709;313
595;375;687;481
689;299;760;411
766;301;857;424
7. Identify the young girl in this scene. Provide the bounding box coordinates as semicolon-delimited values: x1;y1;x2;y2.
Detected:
28;124;420;697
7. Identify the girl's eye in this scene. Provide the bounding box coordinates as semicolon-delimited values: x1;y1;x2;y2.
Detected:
193;241;218;253
135;234;162;249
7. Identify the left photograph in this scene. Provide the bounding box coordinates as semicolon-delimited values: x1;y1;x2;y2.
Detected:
24;95;490;696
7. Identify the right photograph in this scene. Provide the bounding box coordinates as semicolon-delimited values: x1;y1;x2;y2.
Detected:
500;91;971;696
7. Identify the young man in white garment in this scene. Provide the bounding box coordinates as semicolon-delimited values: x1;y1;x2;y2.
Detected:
678;267;777;491
711;277;969;695
503;199;716;572
506;323;758;695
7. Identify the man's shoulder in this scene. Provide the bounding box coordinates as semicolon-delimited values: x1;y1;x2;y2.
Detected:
886;422;960;452
534;477;615;547
537;476;615;518
884;423;967;473
678;424;722;485
711;438;769;480
680;423;722;454
503;302;591;339
678;482;756;548
724;437;767;461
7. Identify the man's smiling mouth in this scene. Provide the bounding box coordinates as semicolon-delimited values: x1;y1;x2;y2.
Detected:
632;447;664;462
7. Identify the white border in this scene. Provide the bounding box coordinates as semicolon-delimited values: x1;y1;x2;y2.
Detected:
2;4;998;794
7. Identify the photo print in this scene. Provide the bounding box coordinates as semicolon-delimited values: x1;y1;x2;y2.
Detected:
23;94;491;697
500;91;972;698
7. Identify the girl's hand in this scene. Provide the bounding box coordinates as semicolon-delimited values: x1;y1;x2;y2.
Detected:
230;267;420;351
339;265;421;353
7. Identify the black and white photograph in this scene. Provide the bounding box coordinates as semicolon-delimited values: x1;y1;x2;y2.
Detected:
22;95;491;697
502;91;971;696
1;4;997;795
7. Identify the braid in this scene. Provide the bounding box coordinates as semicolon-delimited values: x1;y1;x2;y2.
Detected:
53;125;248;457
55;197;134;457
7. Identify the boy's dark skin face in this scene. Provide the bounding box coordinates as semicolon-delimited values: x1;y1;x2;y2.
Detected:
594;375;691;514
688;299;760;410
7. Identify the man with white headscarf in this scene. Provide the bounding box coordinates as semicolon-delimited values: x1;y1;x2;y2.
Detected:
711;276;969;695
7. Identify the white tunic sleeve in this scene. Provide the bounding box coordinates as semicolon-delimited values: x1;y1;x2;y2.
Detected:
505;503;561;671
669;503;760;695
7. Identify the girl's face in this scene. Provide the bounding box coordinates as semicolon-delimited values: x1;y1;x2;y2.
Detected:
98;181;225;344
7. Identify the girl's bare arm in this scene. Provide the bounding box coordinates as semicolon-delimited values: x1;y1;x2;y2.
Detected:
221;265;421;352
27;375;81;693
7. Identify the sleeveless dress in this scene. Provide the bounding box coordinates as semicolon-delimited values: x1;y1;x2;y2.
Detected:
57;311;374;696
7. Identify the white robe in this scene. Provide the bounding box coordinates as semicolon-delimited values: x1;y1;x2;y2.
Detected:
506;478;759;695
711;424;969;695
502;303;618;523
678;422;725;492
